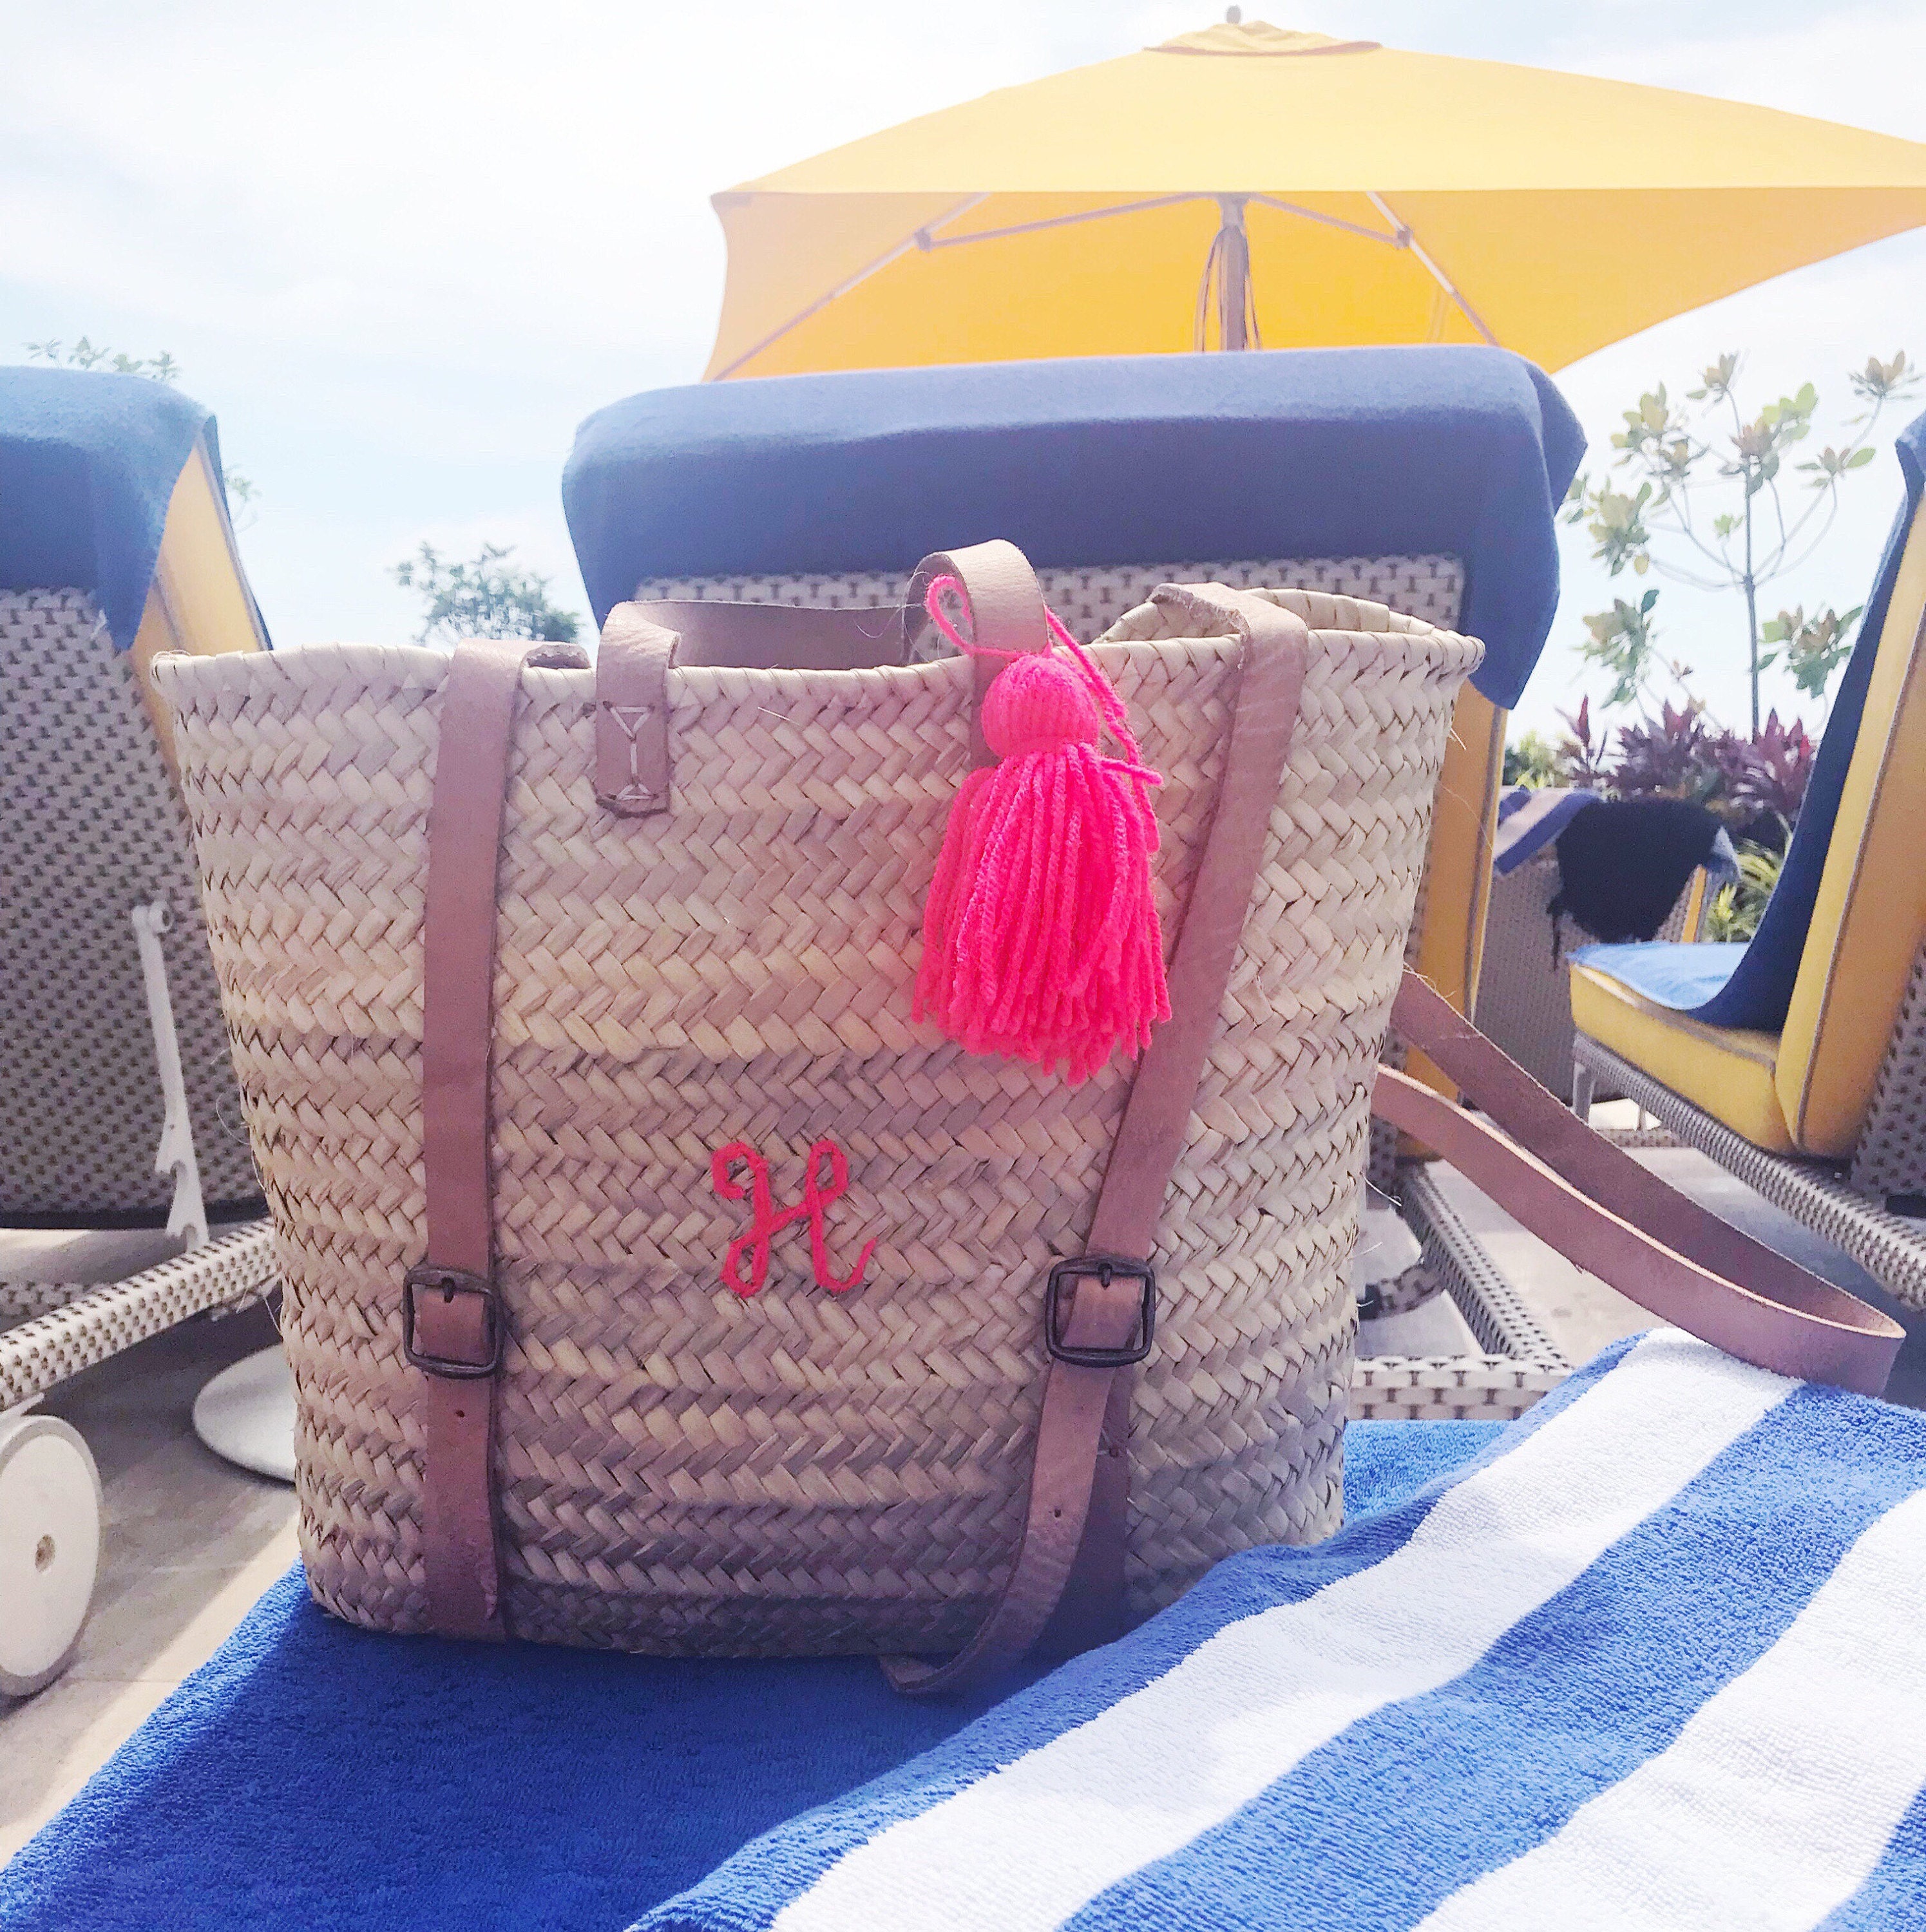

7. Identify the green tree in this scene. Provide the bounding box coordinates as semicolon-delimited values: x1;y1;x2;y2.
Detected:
26;336;180;383
390;542;580;647
1563;351;1915;730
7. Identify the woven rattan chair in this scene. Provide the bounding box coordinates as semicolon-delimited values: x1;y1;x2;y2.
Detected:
1476;844;1711;1109
564;349;1591;1424
1;368;280;1696
624;558;1570;1425
1568;411;1926;1314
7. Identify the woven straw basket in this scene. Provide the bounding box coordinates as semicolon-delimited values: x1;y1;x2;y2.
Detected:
154;574;1479;1656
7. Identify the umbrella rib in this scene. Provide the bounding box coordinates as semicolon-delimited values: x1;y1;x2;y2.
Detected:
1365;191;1499;346
710;193;990;379
1245;194;1405;246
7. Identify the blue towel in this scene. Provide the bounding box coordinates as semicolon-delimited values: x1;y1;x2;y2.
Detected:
562;346;1585;711
1573;940;1752;1014
1492;785;1600;876
0;1425;1492;1931
641;1332;1926;1932
0;364;242;649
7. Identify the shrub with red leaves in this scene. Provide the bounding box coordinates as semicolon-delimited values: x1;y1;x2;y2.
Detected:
1555;697;1615;789
1541;702;1820;849
1720;711;1816;826
1610;703;1723;806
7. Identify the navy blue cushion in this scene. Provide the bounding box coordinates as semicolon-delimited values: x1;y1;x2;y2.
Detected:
0;1420;1496;1932
562;346;1584;710
1631;407;1926;1032
0;365;240;649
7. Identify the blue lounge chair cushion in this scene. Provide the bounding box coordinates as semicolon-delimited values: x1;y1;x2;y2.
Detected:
0;1420;1498;1932
562;346;1585;711
0;365;236;650
1595;409;1926;1033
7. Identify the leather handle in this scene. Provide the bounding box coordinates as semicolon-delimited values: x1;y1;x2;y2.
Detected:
904;540;1051;769
595;542;1045;813
883;587;1311;1697
1378;972;1902;1397
631;601;913;672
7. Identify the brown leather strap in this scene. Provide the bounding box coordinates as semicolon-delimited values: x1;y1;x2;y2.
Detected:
1378;973;1902;1397
596;605;676;817
596;596;937;816
884;586;1311;1696
634;601;912;671
413;636;587;1637
904;541;1052;767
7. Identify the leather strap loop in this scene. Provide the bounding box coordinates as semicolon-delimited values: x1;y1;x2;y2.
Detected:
1378;973;1902;1396
884;586;1311;1697
904;541;1052;768
595;605;676;818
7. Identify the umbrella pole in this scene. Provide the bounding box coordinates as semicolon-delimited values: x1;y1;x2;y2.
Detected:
1206;195;1256;352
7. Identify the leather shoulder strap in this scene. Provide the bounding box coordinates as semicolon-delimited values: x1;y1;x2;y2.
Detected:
410;635;585;1638
883;587;1311;1697
1378;972;1902;1396
596;605;676;819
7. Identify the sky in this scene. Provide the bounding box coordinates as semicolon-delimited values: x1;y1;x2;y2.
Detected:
5;0;1923;739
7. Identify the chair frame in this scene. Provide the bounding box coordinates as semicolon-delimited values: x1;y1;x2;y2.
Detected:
1572;940;1926;1311
1;564;278;1696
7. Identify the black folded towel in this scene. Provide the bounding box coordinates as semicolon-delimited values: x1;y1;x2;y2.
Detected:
1551;797;1723;945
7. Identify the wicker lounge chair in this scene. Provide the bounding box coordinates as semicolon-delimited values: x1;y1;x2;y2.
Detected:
562;346;1587;1425
1568;409;1926;1312
1476;833;1712;1108
1;368;280;1696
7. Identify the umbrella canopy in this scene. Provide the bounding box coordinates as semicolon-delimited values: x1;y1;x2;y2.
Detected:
705;18;1926;380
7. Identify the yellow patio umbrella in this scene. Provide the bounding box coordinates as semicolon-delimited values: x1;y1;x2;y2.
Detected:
705;17;1926;380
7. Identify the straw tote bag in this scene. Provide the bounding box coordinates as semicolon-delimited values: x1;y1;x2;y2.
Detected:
155;540;1488;1678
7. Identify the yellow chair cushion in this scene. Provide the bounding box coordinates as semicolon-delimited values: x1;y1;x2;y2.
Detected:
131;436;265;768
1405;682;1505;1100
1569;962;1796;1152
1774;491;1926;1156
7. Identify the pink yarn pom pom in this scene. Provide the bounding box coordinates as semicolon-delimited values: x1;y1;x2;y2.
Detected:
913;577;1170;1084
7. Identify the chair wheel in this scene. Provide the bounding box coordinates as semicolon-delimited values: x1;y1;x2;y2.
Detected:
0;1414;103;1698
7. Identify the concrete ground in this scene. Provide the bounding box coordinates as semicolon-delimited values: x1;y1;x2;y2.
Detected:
5;1142;1924;1869
0;1231;295;1866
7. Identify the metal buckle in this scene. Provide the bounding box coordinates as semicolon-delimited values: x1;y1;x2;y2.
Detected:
401;1264;503;1379
1044;1255;1156;1368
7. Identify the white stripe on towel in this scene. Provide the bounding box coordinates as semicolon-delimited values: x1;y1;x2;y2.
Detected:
1416;1482;1926;1932
774;1332;1791;1932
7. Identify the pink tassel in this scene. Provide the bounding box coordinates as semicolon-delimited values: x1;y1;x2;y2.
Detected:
914;577;1170;1084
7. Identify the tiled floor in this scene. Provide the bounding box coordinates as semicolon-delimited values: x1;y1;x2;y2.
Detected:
3;1144;1922;1871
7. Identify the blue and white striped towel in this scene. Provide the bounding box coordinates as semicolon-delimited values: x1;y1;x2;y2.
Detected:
637;1331;1926;1931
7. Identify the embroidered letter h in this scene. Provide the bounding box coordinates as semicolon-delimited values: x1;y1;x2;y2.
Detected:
710;1139;875;1299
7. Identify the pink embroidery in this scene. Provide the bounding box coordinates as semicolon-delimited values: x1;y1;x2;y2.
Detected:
710;1139;876;1299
